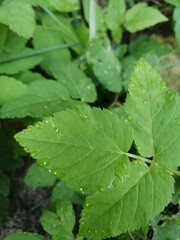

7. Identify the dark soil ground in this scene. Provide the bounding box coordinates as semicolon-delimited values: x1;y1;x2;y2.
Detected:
0;160;52;240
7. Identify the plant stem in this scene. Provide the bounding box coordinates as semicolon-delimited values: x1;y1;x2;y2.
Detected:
126;153;152;164
42;7;78;43
0;43;77;64
89;0;96;40
128;231;135;240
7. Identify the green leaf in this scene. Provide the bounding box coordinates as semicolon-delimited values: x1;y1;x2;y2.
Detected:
49;0;80;12
105;0;126;30
173;7;180;48
51;62;97;103
125;59;180;170
89;43;122;92
17;71;47;84
129;35;171;59
4;232;46;240
0;24;8;57
124;3;168;32
152;217;180;240
15;106;133;194
51;181;84;205
40;201;75;240
41;12;80;53
0;48;43;74
24;163;57;188
0;1;35;39
33;25;71;74
4;30;27;54
56;200;75;233
0;172;10;218
165;0;180;6
0;80;78;119
0;76;27;105
80;163;174;238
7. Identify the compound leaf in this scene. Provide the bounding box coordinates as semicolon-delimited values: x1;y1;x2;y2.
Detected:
15;106;133;194
125;59;180;170
80;163;174;238
0;80;78;118
124;3;167;32
0;1;35;39
51;62;97;103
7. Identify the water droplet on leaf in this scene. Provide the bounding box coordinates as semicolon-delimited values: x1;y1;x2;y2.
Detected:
175;117;180;123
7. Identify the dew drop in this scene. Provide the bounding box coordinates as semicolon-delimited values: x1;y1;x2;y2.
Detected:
31;152;37;158
43;161;47;166
143;100;148;105
79;113;88;121
124;119;128;124
85;202;89;207
87;85;91;90
24;147;29;152
94;229;98;235
44;105;48;109
99;187;105;192
45;119;49;123
113;178;119;187
28;127;32;132
127;114;133;121
80;188;84;194
48;169;52;173
55;128;59;132
175;117;180;123
35;122;40;128
87;229;91;234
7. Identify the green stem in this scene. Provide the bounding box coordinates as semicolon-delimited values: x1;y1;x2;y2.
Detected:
42;7;78;43
128;231;135;240
108;93;121;109
0;43;77;64
89;0;96;40
126;153;152;164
